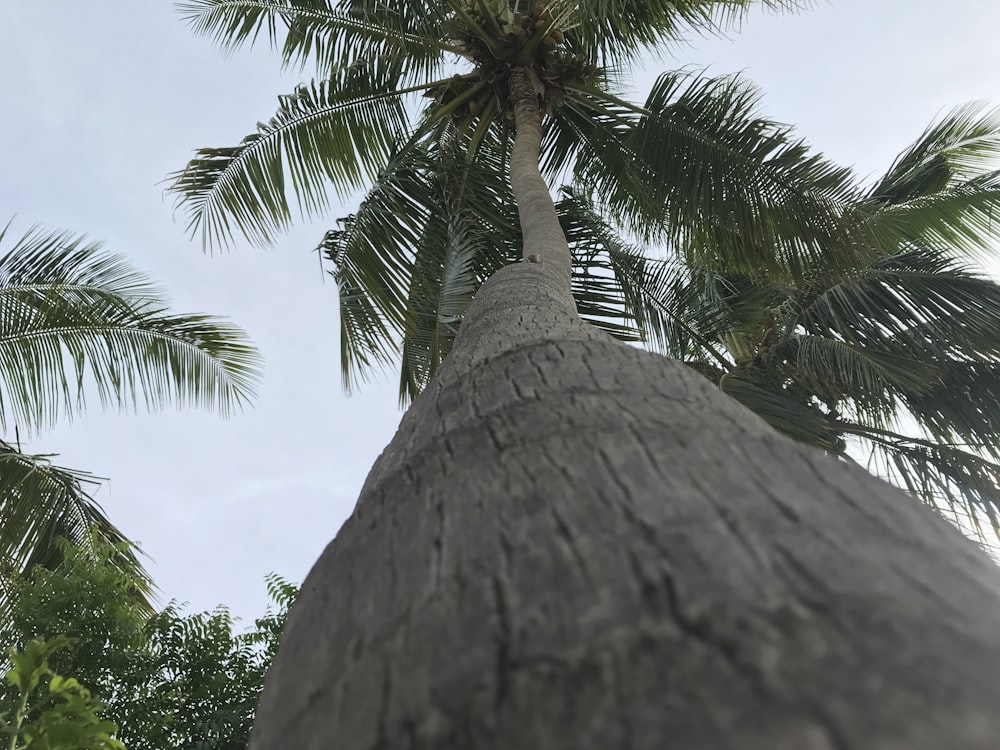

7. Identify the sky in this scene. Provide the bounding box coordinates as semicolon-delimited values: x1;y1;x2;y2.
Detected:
1;1;999;624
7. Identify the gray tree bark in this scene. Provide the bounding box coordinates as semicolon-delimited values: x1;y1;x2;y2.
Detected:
251;259;1000;749
507;66;571;280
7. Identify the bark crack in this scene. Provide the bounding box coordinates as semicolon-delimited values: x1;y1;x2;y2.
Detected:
433;499;445;589
491;572;513;710
374;662;394;750
492;525;517;711
610;462;773;696
548;503;594;586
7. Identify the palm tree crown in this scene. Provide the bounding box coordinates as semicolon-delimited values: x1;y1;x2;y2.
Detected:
170;0;853;401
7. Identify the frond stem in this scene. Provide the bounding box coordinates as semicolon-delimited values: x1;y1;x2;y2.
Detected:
835;421;948;450
631;277;733;369
444;0;498;52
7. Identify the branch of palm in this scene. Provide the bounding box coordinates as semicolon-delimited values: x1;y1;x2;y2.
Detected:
0;223;261;599
627;104;1000;537
648;247;1000;539
0;224;261;431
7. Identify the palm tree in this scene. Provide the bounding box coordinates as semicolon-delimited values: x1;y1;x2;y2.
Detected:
170;2;1000;747
180;5;1000;544
0;222;261;604
171;2;859;401
308;83;1000;541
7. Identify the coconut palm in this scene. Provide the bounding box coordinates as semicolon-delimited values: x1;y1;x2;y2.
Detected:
170;2;1000;748
168;0;1000;542
0;222;261;603
313;92;1000;540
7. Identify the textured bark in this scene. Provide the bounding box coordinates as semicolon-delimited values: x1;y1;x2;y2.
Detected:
252;261;1000;750
507;67;571;280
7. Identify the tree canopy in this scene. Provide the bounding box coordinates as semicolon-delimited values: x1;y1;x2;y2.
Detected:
591;103;1000;538
170;0;856;398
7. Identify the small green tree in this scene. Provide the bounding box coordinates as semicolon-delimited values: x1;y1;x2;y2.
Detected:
1;637;125;750
1;535;296;750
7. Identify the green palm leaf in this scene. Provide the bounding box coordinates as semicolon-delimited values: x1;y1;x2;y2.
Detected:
866;173;1000;262
169;63;429;248
720;368;837;450
318;212;410;394
870;102;1000;204
321;122;518;397
776;335;936;417
549;0;809;67
798;247;1000;361
400;213;480;402
0;442;154;613
557;189;641;340
178;0;458;78
900;363;1000;458
555;188;731;360
569;71;860;279
0;225;260;432
857;103;1000;263
845;424;1000;539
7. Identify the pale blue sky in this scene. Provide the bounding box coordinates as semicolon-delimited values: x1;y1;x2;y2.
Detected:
1;1;998;623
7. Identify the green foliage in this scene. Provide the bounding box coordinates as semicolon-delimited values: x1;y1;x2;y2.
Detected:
0;221;263;596
0;223;261;432
1;534;151;686
0;452;147;621
1;637;125;750
1;535;297;750
169;0;854;402
614;104;1000;537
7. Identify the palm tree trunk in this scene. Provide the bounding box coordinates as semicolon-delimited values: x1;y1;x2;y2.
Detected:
507;66;572;282
251;265;1000;749
249;72;1000;750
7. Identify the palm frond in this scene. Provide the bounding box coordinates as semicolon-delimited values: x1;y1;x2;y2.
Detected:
866;173;1000;262
0;442;153;606
798;246;1000;361
168;62;434;249
398;126;521;402
554;188;748;365
720;367;837;450
777;334;936;419
556;189;640;340
319;201;416;395
570;71;860;279
550;0;809;67
846;424;1000;540
900;363;1000;459
0;226;260;433
399;213;479;403
177;0;457;79
322;121;517;395
869;102;1000;204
